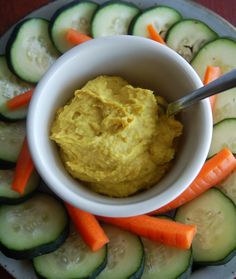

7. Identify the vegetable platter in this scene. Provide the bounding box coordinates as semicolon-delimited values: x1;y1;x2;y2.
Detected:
0;0;236;279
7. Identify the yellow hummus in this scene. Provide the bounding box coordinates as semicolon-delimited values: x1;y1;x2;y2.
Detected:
50;76;183;197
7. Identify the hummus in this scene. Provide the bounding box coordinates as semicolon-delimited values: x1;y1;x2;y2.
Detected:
50;76;183;197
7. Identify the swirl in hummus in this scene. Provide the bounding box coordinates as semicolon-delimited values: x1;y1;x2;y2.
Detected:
50;76;183;197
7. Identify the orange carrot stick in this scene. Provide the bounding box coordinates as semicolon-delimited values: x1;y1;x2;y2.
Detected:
65;204;109;251
98;215;196;250
152;148;236;214
203;66;221;109
147;24;165;45
66;29;92;45
6;88;34;110
11;137;34;195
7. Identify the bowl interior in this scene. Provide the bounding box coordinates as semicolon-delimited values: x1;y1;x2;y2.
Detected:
28;36;212;216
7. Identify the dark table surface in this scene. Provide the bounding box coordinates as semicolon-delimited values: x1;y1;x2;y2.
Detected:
0;0;235;278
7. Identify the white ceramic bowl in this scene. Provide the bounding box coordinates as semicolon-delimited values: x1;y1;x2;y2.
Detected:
27;35;212;217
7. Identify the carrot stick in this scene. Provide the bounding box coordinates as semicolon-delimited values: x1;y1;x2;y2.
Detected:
6;88;34;110
147;24;165;45
152;148;236;214
11;137;34;195
203;66;221;109
98;215;196;250
65;203;109;251
66;29;92;45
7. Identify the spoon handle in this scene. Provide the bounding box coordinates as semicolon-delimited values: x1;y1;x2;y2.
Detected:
167;68;236;116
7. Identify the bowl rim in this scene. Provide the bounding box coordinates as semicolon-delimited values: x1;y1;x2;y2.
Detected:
27;35;212;217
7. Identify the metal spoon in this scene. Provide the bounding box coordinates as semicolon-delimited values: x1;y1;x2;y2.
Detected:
167;68;236;116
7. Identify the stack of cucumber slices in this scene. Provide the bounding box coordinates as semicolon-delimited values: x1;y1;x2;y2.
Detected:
1;0;236;278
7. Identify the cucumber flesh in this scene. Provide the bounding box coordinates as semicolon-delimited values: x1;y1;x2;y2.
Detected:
6;18;59;83
96;224;144;279
213;88;236;124
191;38;236;125
0;56;31;120
208;118;236;158
0;193;69;259
175;188;236;265
91;2;140;37
33;225;107;279
50;1;98;53
0;121;25;164
217;170;236;206
141;235;192;279
0;170;40;204
130;6;182;39
166;19;217;62
191;38;236;80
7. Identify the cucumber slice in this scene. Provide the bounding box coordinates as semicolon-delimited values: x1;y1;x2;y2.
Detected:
130;5;182;40
166;19;217;62
33;225;107;279
217;170;236;205
0;169;40;204
141;220;192;279
6;18;59;83
0;56;32;120
0;121;25;166
96;224;144;279
50;1;98;53
0;193;69;259
191;38;236;80
213;88;236;124
91;1;140;37
208;118;236;158
191;38;236;124
175;188;236;266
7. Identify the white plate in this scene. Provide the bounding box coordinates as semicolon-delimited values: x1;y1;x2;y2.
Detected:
0;0;236;278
